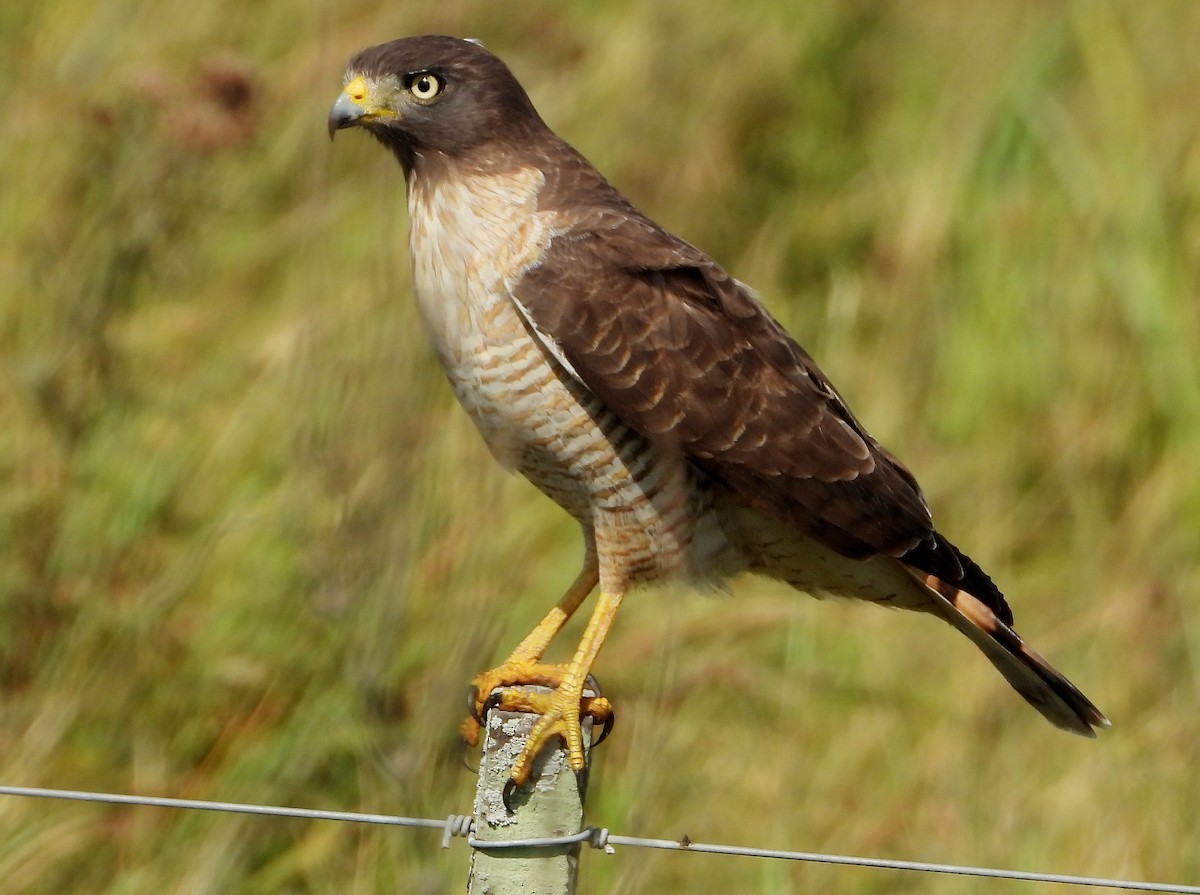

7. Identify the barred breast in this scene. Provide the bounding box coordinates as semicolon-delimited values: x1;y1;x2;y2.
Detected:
406;165;733;589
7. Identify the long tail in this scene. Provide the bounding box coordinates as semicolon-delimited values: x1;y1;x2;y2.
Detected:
905;567;1110;736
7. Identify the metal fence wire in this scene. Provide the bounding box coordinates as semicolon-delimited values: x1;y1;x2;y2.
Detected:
0;785;1196;893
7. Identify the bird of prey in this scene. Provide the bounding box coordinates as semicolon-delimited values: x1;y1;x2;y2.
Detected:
328;35;1108;797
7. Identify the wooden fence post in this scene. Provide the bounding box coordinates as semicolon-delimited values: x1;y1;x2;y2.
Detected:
467;686;593;895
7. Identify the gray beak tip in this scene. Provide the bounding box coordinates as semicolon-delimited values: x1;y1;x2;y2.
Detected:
328;93;366;140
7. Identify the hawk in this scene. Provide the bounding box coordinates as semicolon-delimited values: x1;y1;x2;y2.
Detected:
328;35;1107;798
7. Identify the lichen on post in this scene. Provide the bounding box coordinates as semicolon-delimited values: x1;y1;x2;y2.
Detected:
467;686;594;895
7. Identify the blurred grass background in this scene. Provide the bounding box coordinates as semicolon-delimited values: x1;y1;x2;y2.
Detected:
1;0;1198;892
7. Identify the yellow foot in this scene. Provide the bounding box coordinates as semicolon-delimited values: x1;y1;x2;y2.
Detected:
460;661;612;804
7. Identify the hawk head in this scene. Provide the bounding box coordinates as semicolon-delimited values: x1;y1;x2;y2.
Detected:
328;35;548;171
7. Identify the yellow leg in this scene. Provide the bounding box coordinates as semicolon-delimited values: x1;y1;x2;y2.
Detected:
499;563;598;665
505;588;625;788
461;562;602;746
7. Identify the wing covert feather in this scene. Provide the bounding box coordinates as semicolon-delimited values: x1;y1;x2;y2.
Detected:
516;217;921;543
514;208;1009;621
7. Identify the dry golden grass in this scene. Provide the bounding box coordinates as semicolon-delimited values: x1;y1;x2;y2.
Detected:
1;1;1198;892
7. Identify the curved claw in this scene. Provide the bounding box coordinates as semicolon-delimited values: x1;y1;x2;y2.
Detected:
470;684;511;725
483;689;505;719
502;777;521;814
463;689;513;749
592;706;615;747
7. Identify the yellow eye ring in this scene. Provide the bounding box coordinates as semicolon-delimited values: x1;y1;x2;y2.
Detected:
407;71;443;102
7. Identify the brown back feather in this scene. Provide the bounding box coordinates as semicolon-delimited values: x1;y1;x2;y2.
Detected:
518;176;1010;620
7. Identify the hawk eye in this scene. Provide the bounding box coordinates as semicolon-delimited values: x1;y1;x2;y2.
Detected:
406;71;444;102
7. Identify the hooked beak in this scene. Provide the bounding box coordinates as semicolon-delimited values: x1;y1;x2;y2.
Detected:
328;90;366;140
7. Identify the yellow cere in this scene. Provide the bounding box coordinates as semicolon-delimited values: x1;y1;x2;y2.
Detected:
343;75;369;105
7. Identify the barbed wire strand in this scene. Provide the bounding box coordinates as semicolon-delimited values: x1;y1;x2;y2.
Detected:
0;785;1196;894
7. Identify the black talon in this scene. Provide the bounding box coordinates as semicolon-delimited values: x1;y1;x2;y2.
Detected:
467;685;483;722
592;708;615;747
483;689;505;719
502;777;519;814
